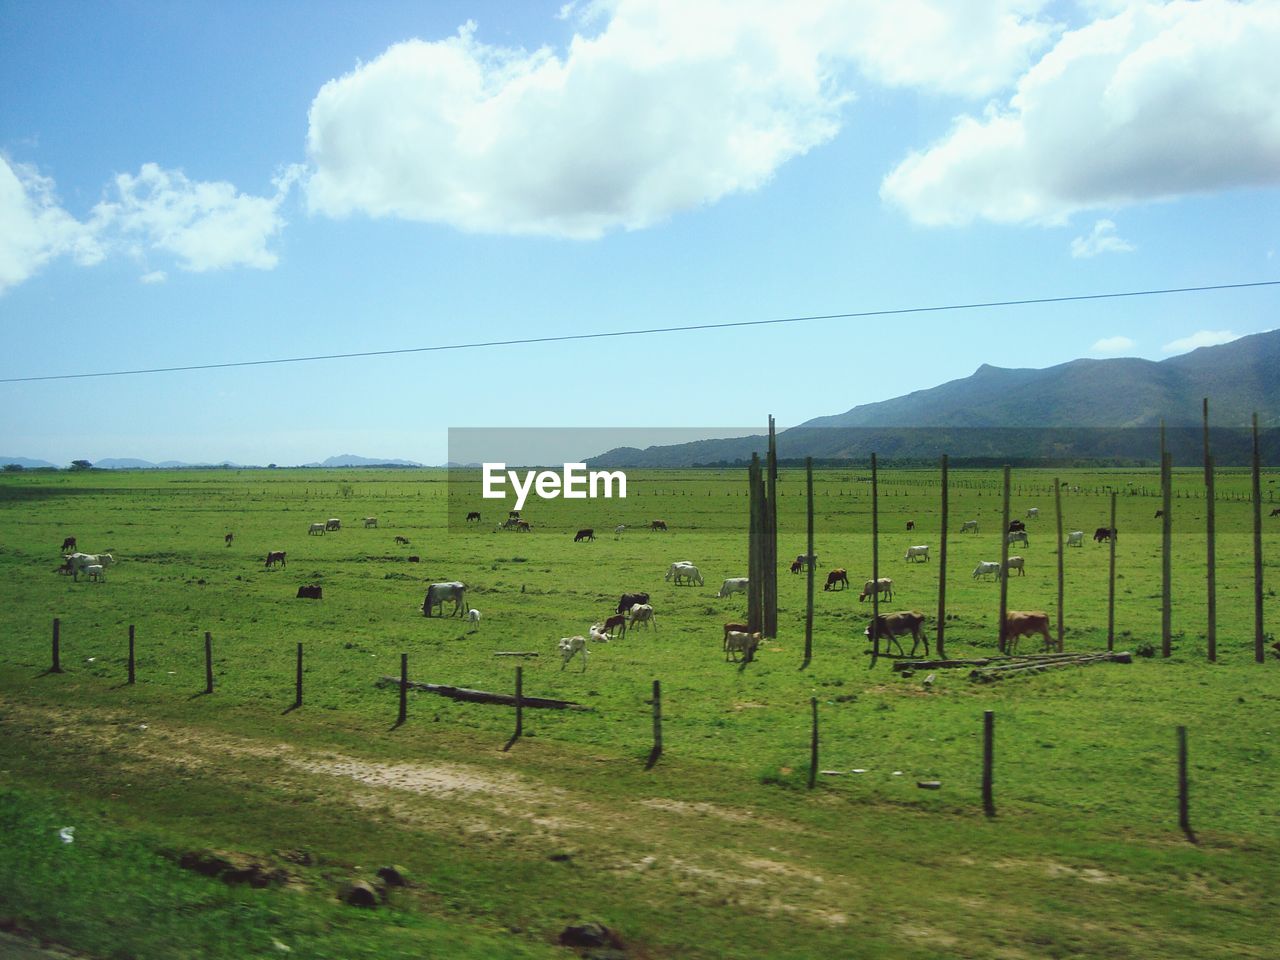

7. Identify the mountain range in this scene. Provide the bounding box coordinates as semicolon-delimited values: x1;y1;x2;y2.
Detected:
586;329;1280;467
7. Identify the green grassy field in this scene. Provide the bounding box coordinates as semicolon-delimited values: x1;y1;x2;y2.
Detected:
1;466;1278;959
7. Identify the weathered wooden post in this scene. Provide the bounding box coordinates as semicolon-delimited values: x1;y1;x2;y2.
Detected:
1107;492;1117;652
804;457;814;667
295;642;303;708
204;631;214;694
764;416;778;639
1252;412;1265;663
1055;477;1064;652
514;666;524;741
936;454;949;660
998;466;1011;653
748;455;763;635
397;653;408;725
51;618;62;674
983;710;996;818
650;680;662;764
128;624;135;685
1178;725;1194;841
808;697;819;790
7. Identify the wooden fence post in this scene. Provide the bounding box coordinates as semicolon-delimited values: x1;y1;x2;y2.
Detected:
748;456;763;635
1252;413;1265;663
1107;492;1117;652
51;618;62;674
804;457;814;667
514;666;524;741
808;697;819;790
936;454;948;660
204;631;214;694
983;710;996;818
128;624;135;684
764;416;778;639
1055;477;1064;652
649;680;662;766
295;642;303;708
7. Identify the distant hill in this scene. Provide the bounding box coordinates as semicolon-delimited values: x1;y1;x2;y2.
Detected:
586;330;1280;467
301;454;424;468
0;456;58;469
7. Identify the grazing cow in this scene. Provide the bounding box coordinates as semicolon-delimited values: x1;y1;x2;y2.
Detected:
467;609;481;623
60;536;76;552
574;528;595;542
724;630;761;663
65;553;114;581
85;563;105;582
422;581;467;617
264;550;287;568
1093;527;1115;544
864;610;928;657
824;569;849;592
628;603;657;630
1066;530;1084;547
1003;610;1053;654
1002;555;1026;577
617;592;650;615
666;562;704;586
602;613;628;639
326;518;341;531
224;533;233;546
559;635;589;670
1026;507;1039;519
296;585;323;599
650;520;668;531
466;511;481;523
364;517;378;528
857;577;893;602
394;536;410;545
1007;530;1029;547
508;510;521;519
972;561;1001;580
1155;509;1164;519
718;577;750;599
904;545;930;562
792;554;818;571
308;522;325;535
1270;508;1280;518
1008;519;1026;533
614;524;626;536
961;520;979;534
514;520;532;533
789;559;803;574
906;520;915;531
723;621;750;649
408;556;420;563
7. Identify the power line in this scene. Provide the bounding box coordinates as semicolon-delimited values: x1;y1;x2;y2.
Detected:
3;279;1277;384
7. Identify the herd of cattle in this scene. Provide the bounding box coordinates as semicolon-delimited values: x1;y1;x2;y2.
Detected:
51;500;1148;669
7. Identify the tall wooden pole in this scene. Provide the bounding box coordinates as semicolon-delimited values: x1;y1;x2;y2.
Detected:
804;457;814;666
51;618;62;674
748;456;763;635
397;653;408;725
204;631;214;694
936;454;949;660
1252;413;1265;663
295;642;304;708
1055;477;1064;652
764;416;778;639
998;466;1011;653
982;710;996;818
1107;492;1117;652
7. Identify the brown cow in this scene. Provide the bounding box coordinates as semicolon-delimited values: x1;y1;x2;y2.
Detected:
224;532;234;546
865;610;928;657
602;612;627;638
574;528;595;542
824;568;849;591
1003;610;1053;654
790;559;803;574
617;592;649;614
650;519;668;531
264;551;286;568
60;536;76;552
906;520;915;531
723;621;750;650
1269;508;1280;517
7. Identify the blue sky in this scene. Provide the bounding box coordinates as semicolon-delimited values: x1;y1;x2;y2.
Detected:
2;0;1278;465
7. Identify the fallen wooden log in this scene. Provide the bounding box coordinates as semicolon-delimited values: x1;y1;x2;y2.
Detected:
894;650;1118;672
375;677;591;710
970;652;1131;682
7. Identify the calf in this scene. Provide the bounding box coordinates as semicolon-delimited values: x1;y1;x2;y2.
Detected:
1026;508;1039;519
628;603;657;630
1066;530;1084;547
724;630;761;663
650;519;668;531
790;559;803;574
60;536;77;552
906;520;915;531
723;621;750;650
824;568;849;591
603;613;628;638
559;635;588;670
466;511;481;523
85;563;105;582
614;524;627;535
364;517;378;528
857;577;893;602
1270;508;1280;518
467;608;481;623
224;532;233;546
394;536;410;545
574;528;595;542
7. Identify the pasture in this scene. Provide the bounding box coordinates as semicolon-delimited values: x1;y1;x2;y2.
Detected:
1;466;1278;959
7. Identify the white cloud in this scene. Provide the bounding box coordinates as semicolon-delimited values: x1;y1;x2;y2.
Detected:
881;0;1280;226
0;155;103;294
1161;329;1239;354
140;270;167;284
1091;334;1136;354
304;1;1056;238
1071;218;1134;258
93;163;291;272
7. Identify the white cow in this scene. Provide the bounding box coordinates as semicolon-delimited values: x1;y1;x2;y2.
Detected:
614;524;626;536
961;520;979;533
724;630;761;663
1066;530;1084;547
467;608;481;623
363;517;378;528
904;545;930;562
65;553;114;581
1007;530;1029;546
588;623;612;643
326;518;342;531
665;562;704;586
973;561;1001;580
857;578;894;602
559;636;588;671
628;603;657;630
718;577;750;599
1026;508;1039;519
422;581;467;617
308;522;326;535
85;563;105;582
1002;555;1026;577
